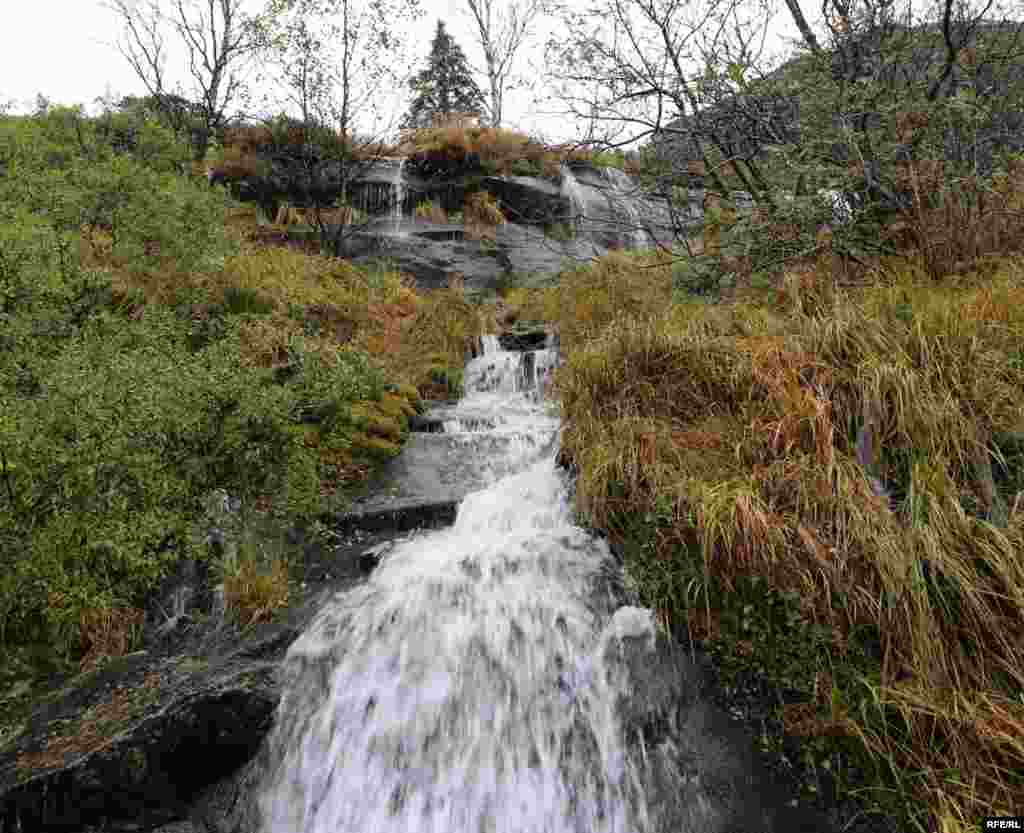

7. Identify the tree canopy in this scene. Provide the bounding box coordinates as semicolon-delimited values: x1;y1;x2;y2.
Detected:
403;21;486;129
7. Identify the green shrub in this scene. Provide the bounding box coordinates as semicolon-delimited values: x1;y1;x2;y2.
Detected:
223;285;277;316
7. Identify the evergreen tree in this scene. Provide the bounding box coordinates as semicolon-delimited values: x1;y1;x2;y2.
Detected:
403;21;486;129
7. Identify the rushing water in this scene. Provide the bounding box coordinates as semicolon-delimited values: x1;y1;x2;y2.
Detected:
391;158;407;236
257;336;661;833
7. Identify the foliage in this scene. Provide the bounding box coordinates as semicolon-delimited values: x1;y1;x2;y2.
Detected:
356;276;493;399
546;245;1024;831
0;108;438;672
400;124;564;177
403;20;487;129
464;190;506;226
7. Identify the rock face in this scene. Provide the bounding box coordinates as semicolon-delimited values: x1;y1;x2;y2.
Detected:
321;219;618;292
214;149;695;286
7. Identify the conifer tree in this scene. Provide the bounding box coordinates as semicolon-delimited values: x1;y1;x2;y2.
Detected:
403;21;486;129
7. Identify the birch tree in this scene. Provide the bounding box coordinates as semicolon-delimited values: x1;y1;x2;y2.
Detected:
105;0;265;162
254;0;423;254
463;0;544;126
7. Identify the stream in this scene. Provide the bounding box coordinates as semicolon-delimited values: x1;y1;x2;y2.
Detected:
257;336;662;832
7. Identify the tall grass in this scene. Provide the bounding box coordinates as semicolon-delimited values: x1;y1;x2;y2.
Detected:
545;248;1024;830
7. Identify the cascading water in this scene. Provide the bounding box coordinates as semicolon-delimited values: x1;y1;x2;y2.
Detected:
599;168;649;249
559;165;586;234
559;164;652;249
257;336;659;833
391;157;407;235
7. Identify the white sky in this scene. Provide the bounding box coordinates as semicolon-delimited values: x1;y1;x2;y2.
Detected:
1;0;815;143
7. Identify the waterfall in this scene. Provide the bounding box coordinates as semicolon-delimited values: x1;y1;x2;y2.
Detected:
257;338;657;833
600;169;649;249
559;164;586;232
391;157;407;234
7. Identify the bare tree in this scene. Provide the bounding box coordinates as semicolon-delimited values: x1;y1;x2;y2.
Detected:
463;0;545;127
544;0;779;252
548;0;1024;264
105;0;264;161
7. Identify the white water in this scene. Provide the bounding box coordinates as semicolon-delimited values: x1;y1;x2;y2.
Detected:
559;165;586;234
392;157;407;235
559;165;651;249
598;169;649;248
258;339;658;833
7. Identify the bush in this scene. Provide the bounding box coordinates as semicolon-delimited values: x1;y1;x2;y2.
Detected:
0;301;385;660
509;158;541;177
223;285;277;316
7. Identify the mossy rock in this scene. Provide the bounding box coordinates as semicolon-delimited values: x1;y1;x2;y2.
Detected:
427;366;464;398
392;383;425;414
349;432;402;461
348;402;404;441
378;392;417;422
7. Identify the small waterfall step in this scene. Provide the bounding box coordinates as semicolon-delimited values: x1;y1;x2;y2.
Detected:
335;338;559;533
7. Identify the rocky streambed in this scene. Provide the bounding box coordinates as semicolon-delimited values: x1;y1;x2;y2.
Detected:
0;333;900;833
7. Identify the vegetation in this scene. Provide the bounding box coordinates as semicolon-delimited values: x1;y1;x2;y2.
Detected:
0;104;484;684
8;0;1024;827
402;20;487;130
495;173;1024;831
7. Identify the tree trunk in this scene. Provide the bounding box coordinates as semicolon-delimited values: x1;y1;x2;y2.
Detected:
782;0;821;54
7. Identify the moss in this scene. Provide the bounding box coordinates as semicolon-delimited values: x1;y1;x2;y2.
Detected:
175;656;208;675
391;383;424;412
348;402;404;441
121;745;148;785
350;432;401;461
428;366;464;398
378;392;416;422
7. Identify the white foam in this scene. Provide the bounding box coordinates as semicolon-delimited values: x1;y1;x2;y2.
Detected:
260;338;652;833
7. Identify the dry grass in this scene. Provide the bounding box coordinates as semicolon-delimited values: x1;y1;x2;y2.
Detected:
78;607;146;673
414;200;449;224
399;125;564;178
464;191;507;240
464;191;506;226
500;250;674;354
274;202;367;228
222;550;291;629
355;274;495;399
888;156;1024;278
545;245;1024;829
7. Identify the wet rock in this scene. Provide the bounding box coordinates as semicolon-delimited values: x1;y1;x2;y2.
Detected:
0;518;411;833
408;413;446;433
602;611;839;833
0;649;278;833
498;328;549;352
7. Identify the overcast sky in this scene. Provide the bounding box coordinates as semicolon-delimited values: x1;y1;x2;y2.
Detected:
1;0;813;143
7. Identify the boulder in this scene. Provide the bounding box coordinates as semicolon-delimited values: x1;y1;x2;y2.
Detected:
323;220;610;291
479;175;571;224
0;516;413;833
